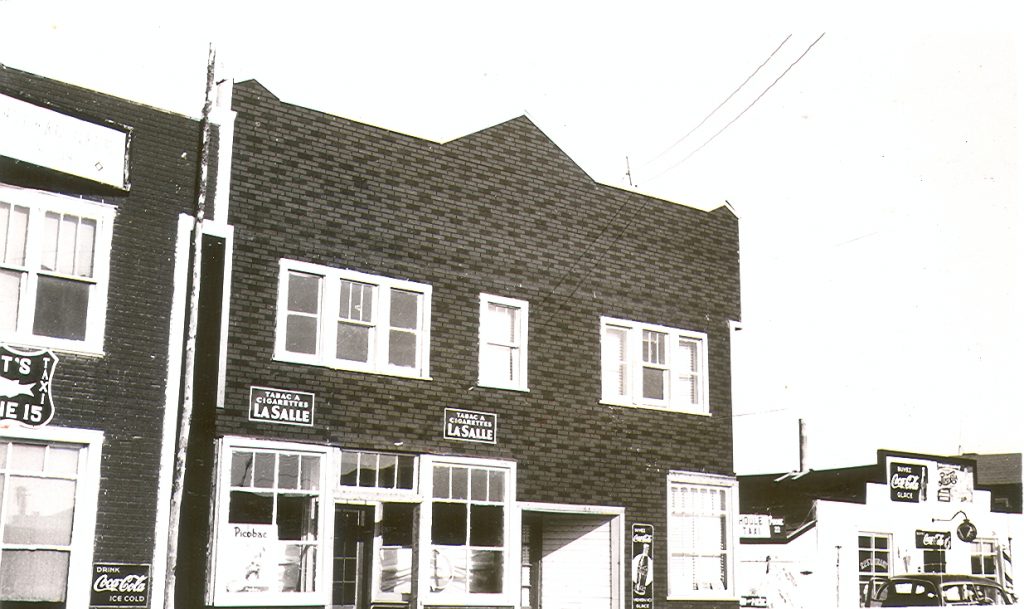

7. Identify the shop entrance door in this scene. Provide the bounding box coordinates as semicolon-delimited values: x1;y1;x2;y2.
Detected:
332;505;374;609
522;510;619;609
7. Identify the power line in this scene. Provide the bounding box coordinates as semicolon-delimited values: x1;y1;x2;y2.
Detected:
640;34;792;170
646;32;826;183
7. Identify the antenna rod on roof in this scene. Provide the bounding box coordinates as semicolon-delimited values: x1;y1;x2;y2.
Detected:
625;156;634;187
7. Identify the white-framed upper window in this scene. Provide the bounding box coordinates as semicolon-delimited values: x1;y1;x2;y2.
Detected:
666;471;737;601
478;294;528;391
601;316;709;414
0;185;114;354
420;455;516;606
275;260;431;379
212;437;329;607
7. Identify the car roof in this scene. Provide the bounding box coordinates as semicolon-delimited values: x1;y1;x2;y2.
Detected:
887;574;1005;586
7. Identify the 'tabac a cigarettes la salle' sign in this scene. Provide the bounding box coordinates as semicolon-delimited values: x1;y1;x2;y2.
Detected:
0;344;58;427
90;563;150;608
443;408;497;444
249;387;314;427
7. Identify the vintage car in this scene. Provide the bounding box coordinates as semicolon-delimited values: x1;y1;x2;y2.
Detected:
866;574;1016;606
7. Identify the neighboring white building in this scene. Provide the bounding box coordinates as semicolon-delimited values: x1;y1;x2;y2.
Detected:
736;450;1023;608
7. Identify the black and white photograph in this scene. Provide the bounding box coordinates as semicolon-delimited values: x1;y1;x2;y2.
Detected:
0;3;1019;608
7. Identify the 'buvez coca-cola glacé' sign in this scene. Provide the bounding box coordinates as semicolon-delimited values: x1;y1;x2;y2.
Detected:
890;462;927;502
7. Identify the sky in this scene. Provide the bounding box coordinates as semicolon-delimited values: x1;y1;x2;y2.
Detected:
1;2;1020;474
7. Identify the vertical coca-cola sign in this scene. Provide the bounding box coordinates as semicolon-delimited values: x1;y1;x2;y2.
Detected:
890;462;927;503
631;523;654;609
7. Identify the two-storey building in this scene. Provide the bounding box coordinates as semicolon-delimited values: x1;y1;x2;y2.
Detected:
0;63;214;609
182;78;743;609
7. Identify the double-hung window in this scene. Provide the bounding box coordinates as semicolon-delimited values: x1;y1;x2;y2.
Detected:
666;472;736;600
276;260;431;379
858;533;892;606
478;294;528;391
0;186;114;353
601;316;709;413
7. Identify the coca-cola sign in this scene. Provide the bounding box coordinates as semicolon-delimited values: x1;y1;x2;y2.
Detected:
90;563;150;608
915;530;952;549
890;462;927;503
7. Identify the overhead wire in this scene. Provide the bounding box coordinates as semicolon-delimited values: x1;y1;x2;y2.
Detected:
645;32;826;184
639;34;793;170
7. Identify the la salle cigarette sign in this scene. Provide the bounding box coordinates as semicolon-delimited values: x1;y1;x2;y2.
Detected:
0;344;58;427
249;386;314;426
443;408;497;444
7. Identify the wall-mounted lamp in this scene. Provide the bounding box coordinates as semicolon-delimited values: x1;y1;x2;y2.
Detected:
931;510;978;543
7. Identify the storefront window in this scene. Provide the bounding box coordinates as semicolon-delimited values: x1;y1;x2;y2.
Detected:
0;439;88;608
666;472;736;599
971;539;999;581
216;441;326;605
428;462;509;596
378;503;415;598
858;533;891;606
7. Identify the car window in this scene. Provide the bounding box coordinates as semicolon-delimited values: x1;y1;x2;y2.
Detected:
880;580;940;606
975;584;1010;605
942;583;972;604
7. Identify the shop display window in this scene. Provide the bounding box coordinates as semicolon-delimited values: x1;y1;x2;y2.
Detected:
1;186;114;353
339;450;416;491
214;440;327;606
377;503;415;599
857;533;892;606
426;460;512;600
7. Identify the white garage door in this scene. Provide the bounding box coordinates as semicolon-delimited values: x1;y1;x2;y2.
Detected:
540;514;614;609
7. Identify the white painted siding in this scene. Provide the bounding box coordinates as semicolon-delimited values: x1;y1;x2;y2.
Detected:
541;515;614;609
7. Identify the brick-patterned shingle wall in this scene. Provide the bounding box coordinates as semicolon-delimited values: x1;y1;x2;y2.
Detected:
221;80;741;608
0;64;200;564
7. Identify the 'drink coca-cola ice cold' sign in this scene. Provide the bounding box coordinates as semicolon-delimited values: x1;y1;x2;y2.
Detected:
90;563;150;608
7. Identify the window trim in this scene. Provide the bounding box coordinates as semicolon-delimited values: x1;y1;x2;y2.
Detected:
274;259;432;380
210;436;331;607
600;316;710;415
665;471;737;601
0;425;103;609
477;293;529;392
0;185;115;355
418;455;518;606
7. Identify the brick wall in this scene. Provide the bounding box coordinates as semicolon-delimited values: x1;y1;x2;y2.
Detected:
0;64;201;564
219;79;741;608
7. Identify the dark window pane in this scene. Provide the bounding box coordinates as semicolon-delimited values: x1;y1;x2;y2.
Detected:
382;503;415;546
397;455;415;490
357;453;377;487
339;451;358;486
286;315;318;354
859;536;870;548
451;468;468;500
390;290;419;329
431;503;467;545
471;469;488;501
378;454;397;489
388;330;416;367
33;276;88;340
488;470;505;501
278;495;316;541
279;454;299;489
470;505;504;547
468;550;503;593
230;451;253;486
337;323;370;362
288;272;320;314
253;453;275;488
228;491;273;524
642;367;666;400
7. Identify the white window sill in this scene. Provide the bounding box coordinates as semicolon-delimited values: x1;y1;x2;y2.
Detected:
668;593;738;602
1;336;105;358
476;381;530;393
600;398;711;417
273;353;431;381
